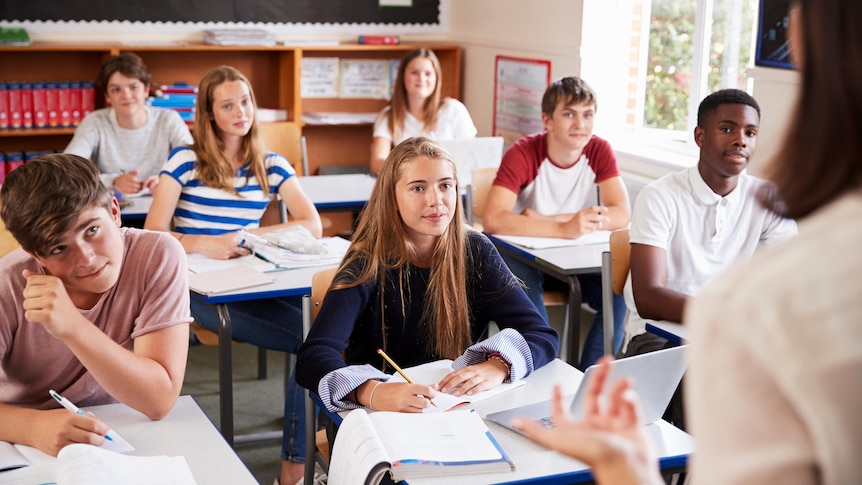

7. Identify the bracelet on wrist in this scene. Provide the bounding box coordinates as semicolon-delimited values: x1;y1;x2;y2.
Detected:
367;381;383;410
486;352;512;374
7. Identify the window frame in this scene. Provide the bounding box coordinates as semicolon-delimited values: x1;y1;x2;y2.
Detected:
605;0;759;169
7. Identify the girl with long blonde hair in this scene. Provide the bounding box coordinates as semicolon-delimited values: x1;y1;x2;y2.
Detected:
297;137;558;414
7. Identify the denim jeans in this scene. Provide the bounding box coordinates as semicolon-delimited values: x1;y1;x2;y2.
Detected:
501;253;627;370
190;292;306;463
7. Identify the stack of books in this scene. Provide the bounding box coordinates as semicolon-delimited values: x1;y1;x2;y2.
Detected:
148;84;197;123
203;29;276;46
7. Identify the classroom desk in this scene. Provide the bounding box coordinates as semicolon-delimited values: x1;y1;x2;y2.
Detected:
438;359;693;484
297;173;376;212
646;321;688;345
119;173;377;223
119;194;152;222
486;234;607;366
321;359;694;484
85;395;257;484
194;263;338;446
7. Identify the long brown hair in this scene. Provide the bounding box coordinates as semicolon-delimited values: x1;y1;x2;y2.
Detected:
763;0;862;218
332;137;472;359
385;48;444;143
192;66;268;196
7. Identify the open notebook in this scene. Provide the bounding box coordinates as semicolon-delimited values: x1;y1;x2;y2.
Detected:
327;409;513;485
0;443;195;485
1;431;134;473
387;359;526;412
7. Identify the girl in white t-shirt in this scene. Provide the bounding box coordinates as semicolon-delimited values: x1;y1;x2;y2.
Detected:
370;48;477;175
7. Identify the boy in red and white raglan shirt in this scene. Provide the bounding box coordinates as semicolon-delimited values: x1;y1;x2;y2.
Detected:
483;76;631;370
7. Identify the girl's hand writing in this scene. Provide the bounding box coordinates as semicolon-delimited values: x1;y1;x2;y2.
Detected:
358;381;437;413
190;232;249;260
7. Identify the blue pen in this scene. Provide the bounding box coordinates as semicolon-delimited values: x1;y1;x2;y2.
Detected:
49;389;114;441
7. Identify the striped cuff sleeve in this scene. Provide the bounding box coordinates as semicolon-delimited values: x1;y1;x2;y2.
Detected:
452;328;534;381
317;364;390;413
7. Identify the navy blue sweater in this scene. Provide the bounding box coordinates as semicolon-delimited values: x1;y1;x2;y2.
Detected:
296;231;559;395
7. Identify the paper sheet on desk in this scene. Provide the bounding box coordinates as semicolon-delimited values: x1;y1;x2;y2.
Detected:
187;253;275;274
187;266;275;295
494;230;611;249
123;187;151;198
388;360;526;413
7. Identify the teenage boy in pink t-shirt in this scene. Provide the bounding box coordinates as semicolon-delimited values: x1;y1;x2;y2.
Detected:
0;154;192;457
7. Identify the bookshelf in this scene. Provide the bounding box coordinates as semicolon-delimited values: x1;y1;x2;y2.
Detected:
0;43;463;175
0;43;461;234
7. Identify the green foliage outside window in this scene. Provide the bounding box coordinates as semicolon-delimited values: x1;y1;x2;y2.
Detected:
644;0;757;131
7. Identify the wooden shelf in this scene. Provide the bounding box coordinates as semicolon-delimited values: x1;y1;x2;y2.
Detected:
0;127;76;137
2;42;462;232
1;42;461;161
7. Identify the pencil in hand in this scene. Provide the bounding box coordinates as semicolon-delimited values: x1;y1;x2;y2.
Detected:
377;348;437;407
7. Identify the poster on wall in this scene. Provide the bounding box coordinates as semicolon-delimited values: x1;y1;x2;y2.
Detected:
493;55;551;148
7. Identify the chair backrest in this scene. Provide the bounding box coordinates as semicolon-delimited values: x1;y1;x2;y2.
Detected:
610;229;631;296
258;122;306;176
258;123;311;228
0;211;21;258
311;267;338;320
469;167;499;225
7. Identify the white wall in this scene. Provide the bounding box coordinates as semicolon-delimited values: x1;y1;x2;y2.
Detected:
748;66;800;177
447;0;585;136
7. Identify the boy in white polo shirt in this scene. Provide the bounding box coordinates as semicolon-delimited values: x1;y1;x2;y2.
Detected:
619;88;797;428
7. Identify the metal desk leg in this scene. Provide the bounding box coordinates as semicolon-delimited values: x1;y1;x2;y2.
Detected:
216;303;234;446
601;251;615;356
566;275;582;366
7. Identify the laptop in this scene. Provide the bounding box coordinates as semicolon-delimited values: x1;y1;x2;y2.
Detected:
438;136;505;187
486;346;688;432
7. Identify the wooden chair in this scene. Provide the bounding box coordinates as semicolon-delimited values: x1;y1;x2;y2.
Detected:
465;167;498;229
600;229;630;355
258;122;332;232
302;267;339;485
259;122;307;176
466;167;571;356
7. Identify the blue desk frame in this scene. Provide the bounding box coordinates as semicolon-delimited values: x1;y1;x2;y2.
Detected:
486;234;606;366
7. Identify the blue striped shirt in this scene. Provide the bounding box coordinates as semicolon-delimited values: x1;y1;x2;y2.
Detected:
162;146;296;235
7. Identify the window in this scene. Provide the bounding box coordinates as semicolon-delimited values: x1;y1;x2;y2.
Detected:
620;0;759;151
